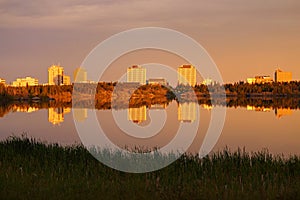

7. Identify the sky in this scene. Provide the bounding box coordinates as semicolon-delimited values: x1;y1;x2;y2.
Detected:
0;0;300;83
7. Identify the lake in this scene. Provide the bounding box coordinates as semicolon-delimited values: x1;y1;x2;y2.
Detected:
0;101;299;156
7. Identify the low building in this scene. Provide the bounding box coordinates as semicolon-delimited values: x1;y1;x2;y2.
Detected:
275;69;292;83
246;76;273;84
63;75;71;85
0;78;5;85
255;76;273;84
147;78;167;85
202;78;213;85
12;77;38;87
246;78;256;84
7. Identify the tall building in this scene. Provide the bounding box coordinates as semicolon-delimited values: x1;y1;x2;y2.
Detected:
74;68;87;83
12;77;38;87
128;106;147;124
127;65;146;85
63;75;71;85
178;102;197;123
275;69;292;83
178;65;196;86
48;65;64;85
0;78;6;85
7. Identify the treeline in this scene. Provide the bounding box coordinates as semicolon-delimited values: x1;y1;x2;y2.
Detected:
223;81;300;97
0;83;73;102
1;81;300;103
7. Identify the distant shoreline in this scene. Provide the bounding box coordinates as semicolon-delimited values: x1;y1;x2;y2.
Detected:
1;81;300;103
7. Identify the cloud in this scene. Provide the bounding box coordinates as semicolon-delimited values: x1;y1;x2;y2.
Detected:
0;0;299;34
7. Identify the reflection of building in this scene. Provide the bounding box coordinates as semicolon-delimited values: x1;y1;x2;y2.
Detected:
127;65;146;85
246;76;273;84
150;103;167;110
48;65;64;85
275;108;293;118
0;78;5;85
247;105;271;112
12;105;39;113
73;108;88;122
128;106;147;124
74;68;87;83
178;65;196;86
148;78;167;85
63;75;71;85
178;102;197;123
275;69;292;83
12;77;39;87
48;107;71;125
202;104;212;110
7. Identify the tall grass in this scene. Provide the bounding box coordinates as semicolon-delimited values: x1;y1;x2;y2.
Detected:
0;137;300;199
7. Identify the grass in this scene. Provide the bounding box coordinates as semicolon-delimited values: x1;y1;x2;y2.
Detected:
1;137;300;200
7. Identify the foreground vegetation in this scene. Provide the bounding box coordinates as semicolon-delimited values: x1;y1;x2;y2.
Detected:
1;137;300;199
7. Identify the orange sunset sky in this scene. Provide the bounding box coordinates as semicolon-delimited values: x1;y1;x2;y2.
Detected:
0;0;299;83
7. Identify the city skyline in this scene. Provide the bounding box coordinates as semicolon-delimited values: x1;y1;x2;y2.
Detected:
0;64;297;86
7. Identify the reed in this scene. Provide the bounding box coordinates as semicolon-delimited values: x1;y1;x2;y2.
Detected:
0;137;300;199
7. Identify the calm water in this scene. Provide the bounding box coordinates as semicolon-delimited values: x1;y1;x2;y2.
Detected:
0;101;299;156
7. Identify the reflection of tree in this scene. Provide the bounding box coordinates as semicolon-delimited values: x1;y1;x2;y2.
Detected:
1;82;300;118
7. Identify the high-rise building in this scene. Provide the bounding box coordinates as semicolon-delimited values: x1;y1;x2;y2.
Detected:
12;77;38;87
178;65;196;86
128;106;147;124
48;65;64;85
178;102;197;123
127;65;146;85
0;78;6;85
63;75;71;85
275;69;292;83
74;68;87;83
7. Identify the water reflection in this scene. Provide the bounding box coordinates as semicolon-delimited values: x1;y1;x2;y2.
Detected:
178;102;197;123
73;108;88;122
275;108;293;118
0;99;300;155
128;106;147;124
48;107;71;125
247;105;271;112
